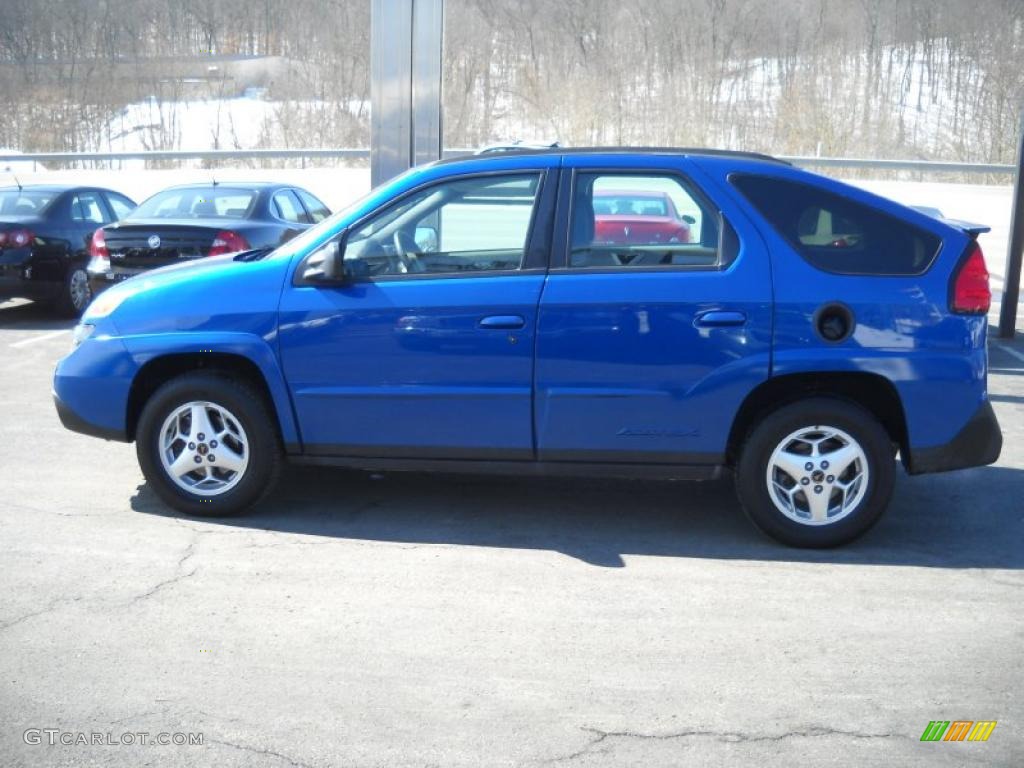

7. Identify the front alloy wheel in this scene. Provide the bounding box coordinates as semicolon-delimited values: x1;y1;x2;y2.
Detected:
136;373;282;516
159;401;250;496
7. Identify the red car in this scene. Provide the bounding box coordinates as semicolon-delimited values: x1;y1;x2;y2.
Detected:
593;190;693;244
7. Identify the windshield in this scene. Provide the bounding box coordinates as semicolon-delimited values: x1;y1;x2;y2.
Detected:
128;187;257;220
0;189;56;216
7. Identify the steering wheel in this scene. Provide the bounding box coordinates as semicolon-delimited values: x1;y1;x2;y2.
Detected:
392;231;425;273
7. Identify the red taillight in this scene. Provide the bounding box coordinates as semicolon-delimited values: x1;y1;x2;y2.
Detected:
0;228;33;248
951;242;991;314
88;228;110;272
208;230;250;256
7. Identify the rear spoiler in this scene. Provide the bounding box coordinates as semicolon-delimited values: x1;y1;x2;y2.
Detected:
908;206;990;238
941;218;991;237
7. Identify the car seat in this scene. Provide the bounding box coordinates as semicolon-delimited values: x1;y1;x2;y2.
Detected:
571;187;622;267
193;199;218;217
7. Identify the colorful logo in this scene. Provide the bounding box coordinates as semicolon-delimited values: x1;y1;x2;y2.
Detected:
920;721;997;742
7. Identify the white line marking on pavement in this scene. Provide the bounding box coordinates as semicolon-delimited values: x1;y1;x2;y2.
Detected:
9;329;70;348
995;344;1024;364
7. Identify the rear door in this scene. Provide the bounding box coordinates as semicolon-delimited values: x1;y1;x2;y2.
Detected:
534;155;773;465
278;164;558;458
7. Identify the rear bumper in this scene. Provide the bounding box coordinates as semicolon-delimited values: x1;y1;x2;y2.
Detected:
907;400;1002;475
0;278;58;302
0;250;60;301
88;268;139;298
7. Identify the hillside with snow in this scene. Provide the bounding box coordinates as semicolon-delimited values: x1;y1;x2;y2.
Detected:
95;95;368;153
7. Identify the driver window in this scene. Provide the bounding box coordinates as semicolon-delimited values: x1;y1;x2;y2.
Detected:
344;173;541;277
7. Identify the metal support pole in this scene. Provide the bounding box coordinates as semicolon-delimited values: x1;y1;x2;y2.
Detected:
998;109;1024;338
370;0;444;187
411;0;443;169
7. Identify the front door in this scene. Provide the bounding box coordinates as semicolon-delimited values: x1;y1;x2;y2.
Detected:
278;168;557;459
534;157;773;465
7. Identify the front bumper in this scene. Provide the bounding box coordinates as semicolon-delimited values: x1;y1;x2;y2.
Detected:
53;390;127;441
52;335;136;443
907;400;1002;474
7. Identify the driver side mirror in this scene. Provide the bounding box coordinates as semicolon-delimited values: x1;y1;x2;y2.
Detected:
301;240;345;283
681;214;696;225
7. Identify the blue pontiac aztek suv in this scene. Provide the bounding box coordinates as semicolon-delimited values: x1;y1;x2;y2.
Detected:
53;149;1003;547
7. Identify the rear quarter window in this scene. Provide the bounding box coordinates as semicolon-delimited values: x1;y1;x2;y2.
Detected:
731;174;942;275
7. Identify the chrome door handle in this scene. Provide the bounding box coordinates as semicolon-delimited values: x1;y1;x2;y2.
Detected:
478;315;526;330
694;310;747;328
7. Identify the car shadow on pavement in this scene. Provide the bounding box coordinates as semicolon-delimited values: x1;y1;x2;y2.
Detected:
131;463;1024;569
0;299;74;331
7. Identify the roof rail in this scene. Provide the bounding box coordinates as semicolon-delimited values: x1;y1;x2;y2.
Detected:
476;140;560;155
439;145;789;166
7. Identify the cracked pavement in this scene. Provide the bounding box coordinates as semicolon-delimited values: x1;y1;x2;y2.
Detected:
1;298;1023;767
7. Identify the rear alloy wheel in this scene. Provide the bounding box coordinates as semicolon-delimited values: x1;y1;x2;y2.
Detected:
736;398;895;547
55;266;92;317
136;373;282;516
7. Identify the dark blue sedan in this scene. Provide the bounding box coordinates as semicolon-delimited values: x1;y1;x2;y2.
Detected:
0;184;136;315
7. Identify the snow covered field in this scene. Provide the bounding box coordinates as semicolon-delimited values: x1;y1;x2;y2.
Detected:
98;96;367;154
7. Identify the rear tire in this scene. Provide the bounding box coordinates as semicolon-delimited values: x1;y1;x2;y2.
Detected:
54;265;92;317
735;398;895;547
136;373;282;516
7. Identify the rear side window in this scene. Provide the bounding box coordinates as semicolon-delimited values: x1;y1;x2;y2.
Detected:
296;189;330;223
273;190;308;223
732;175;941;275
71;192;109;224
105;192;135;220
569;173;722;269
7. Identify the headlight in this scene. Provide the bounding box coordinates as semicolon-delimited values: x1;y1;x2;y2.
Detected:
71;323;95;348
83;286;135;320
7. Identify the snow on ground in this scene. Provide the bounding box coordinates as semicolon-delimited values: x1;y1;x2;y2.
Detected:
101;97;271;151
0;149;45;174
98;96;367;153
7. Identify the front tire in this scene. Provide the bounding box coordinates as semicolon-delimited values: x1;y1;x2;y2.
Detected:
136;373;282;516
735;398;895;547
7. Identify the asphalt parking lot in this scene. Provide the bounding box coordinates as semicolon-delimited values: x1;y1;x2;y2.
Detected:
1;296;1022;767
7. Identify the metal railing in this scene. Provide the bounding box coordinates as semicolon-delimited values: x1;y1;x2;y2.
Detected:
0;148;1016;176
0;148;372;165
